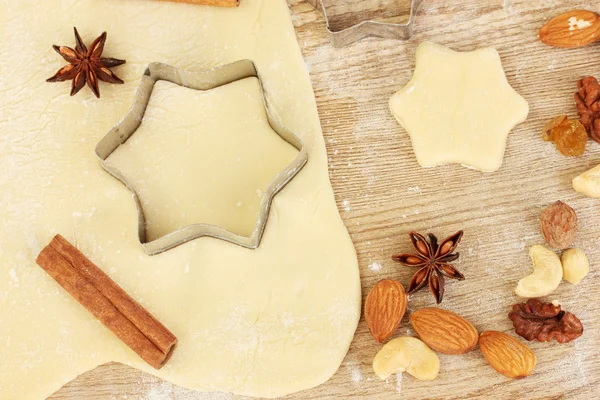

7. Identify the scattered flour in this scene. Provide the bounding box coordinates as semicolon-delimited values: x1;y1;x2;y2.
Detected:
142;380;173;400
8;268;19;284
368;262;382;272
407;186;422;194
138;373;181;400
341;199;351;211
281;312;294;328
351;366;363;383
395;373;403;392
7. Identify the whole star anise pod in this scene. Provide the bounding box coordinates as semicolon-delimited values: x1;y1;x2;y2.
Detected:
392;231;464;304
47;27;125;98
575;76;600;143
509;298;583;343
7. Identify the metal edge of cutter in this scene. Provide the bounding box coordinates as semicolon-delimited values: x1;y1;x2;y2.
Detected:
95;60;308;255
307;0;424;47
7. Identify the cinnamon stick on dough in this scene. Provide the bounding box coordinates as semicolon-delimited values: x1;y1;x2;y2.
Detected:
160;0;240;7
36;234;177;369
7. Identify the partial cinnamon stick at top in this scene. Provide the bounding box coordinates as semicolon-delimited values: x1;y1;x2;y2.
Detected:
158;0;240;7
36;234;177;369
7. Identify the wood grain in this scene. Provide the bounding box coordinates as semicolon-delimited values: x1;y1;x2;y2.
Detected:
50;0;600;398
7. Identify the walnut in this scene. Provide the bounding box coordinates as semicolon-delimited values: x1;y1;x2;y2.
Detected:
508;299;583;343
575;76;600;143
540;201;577;249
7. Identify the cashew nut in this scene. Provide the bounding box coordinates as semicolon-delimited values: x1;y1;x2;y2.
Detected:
372;336;439;381
515;245;562;298
561;248;589;285
573;164;600;198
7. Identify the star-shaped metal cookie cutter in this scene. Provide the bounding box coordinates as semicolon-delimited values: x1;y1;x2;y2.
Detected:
307;0;424;47
95;60;308;255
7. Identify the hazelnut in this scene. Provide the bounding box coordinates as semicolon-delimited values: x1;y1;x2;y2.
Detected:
540;201;577;249
561;248;590;285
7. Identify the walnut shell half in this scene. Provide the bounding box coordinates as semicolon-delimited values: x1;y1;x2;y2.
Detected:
575;76;600;143
508;299;583;343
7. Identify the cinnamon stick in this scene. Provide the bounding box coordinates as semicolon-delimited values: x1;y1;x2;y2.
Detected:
158;0;240;8
36;234;177;369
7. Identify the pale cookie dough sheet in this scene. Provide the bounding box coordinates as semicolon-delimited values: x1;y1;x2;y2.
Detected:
0;0;361;398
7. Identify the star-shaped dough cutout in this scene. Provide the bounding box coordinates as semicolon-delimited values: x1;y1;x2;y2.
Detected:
390;41;529;172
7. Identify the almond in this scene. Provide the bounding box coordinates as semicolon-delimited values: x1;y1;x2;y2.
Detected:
539;10;600;48
479;331;536;379
364;280;407;343
410;308;478;355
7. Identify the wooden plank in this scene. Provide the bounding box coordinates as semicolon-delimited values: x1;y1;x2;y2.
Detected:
50;0;600;398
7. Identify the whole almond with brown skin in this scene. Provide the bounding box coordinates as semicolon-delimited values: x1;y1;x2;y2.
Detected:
364;280;407;343
410;308;478;355
539;10;600;48
479;331;536;379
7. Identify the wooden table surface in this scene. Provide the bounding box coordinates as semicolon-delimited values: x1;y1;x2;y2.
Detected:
50;0;600;398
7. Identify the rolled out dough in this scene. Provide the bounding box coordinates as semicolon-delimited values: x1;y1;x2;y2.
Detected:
0;0;361;398
390;41;529;172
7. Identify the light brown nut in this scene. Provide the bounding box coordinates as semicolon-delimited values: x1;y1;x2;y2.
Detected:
372;336;439;381
515;245;563;298
573;164;600;198
540;201;577;249
561;248;590;284
410;308;478;355
539;10;600;48
479;331;536;379
364;280;407;343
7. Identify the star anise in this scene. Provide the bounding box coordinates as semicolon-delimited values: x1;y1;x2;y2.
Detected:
392;231;464;304
47;27;125;98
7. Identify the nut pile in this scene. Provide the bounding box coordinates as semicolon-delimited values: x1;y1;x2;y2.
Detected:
515;201;590;298
365;198;591;383
364;8;600;389
367;293;538;380
365;231;538;381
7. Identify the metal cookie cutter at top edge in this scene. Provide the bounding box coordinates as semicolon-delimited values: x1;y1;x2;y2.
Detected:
95;60;308;255
307;0;424;47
